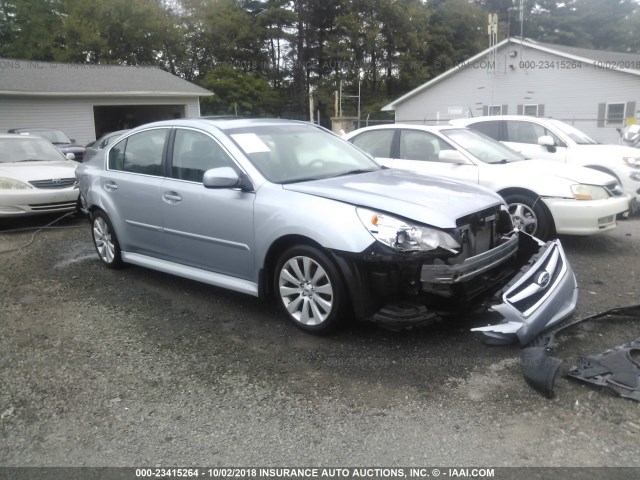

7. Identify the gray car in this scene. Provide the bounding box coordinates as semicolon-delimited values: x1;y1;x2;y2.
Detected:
84;129;130;162
76;118;578;344
8;128;87;163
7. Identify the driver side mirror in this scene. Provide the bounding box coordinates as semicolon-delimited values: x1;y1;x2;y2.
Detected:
538;135;555;147
538;135;556;153
438;150;468;164
65;152;76;161
203;166;253;191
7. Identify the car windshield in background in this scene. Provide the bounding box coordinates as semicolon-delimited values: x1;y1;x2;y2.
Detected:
441;128;527;164
548;119;598;145
226;124;381;184
0;137;66;163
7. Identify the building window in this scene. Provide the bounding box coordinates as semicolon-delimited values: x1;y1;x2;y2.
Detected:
523;104;538;116
488;105;502;115
606;103;626;126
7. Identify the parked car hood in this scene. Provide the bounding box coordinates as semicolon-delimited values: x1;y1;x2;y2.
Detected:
504;159;616;185
283;168;503;229
570;144;640;159
0;160;78;182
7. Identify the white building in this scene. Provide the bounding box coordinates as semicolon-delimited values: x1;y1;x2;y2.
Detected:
382;38;640;143
0;58;211;144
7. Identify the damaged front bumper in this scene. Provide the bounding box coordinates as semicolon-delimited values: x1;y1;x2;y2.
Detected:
338;231;577;344
470;233;578;345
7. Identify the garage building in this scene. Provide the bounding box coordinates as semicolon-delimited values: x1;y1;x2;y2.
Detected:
382;37;640;143
0;58;212;145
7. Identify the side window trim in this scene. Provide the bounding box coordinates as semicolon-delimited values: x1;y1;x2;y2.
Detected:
106;127;171;177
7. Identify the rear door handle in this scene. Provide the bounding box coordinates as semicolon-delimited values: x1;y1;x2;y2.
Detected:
163;192;182;203
104;181;118;191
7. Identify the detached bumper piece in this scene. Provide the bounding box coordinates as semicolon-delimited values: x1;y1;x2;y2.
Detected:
472;233;578;345
521;347;563;399
567;338;640;402
520;304;640;399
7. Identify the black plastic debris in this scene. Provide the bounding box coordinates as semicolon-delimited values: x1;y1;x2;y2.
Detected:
520;304;640;399
521;347;563;398
567;338;640;402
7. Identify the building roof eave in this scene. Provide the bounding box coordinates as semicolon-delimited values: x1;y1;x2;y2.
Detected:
381;38;512;111
0;91;212;97
381;37;640;112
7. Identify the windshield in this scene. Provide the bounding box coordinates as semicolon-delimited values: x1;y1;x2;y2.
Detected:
548;119;598;145
441;128;527;164
0;137;67;163
226;124;381;183
24;130;72;144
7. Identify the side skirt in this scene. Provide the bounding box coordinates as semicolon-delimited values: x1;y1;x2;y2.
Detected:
121;252;259;297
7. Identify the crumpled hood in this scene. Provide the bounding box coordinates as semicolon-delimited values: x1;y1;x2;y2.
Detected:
503;159;616;185
0;160;78;182
283;168;504;229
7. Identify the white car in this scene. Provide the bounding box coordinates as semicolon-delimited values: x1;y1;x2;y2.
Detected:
450;115;640;212
344;124;630;240
0;134;79;217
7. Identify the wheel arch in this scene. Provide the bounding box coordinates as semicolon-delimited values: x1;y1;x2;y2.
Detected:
259;234;367;318
259;234;331;300
497;187;557;237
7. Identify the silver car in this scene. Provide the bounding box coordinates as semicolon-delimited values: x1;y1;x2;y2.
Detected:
0;134;79;217
76;119;578;344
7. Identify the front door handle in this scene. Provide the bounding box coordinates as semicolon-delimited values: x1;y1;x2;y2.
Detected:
163;192;182;203
104;181;118;191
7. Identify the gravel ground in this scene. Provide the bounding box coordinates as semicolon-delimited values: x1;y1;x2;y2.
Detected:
1;214;639;468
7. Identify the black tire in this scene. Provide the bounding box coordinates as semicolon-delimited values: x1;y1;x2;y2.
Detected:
503;193;554;241
274;244;347;334
91;210;123;269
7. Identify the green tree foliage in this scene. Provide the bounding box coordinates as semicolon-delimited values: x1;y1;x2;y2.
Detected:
57;0;169;64
0;0;63;60
1;0;639;120
199;65;277;115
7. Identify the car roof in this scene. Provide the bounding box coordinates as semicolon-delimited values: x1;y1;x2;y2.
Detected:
346;123;461;135
450;115;555;125
8;127;62;132
0;133;48;140
126;118;319;133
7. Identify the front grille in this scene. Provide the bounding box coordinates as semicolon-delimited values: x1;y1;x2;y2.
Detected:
28;200;77;211
604;181;624;197
504;243;566;316
29;178;77;189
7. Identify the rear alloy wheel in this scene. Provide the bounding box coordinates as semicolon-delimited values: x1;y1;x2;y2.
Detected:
91;211;123;269
275;245;346;333
504;193;553;241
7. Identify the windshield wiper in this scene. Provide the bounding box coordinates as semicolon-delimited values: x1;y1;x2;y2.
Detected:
16;158;47;162
335;168;378;177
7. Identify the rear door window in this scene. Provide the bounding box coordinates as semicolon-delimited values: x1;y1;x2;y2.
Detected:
468;120;503;141
108;128;169;175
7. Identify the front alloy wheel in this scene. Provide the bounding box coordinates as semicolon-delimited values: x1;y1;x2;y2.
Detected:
275;245;346;333
504;193;553;241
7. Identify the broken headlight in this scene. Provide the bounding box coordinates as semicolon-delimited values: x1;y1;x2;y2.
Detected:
357;208;461;253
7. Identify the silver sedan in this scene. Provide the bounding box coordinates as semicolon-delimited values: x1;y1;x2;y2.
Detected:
76;119;578;344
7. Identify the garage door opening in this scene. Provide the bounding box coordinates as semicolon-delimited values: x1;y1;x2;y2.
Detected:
93;105;185;139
